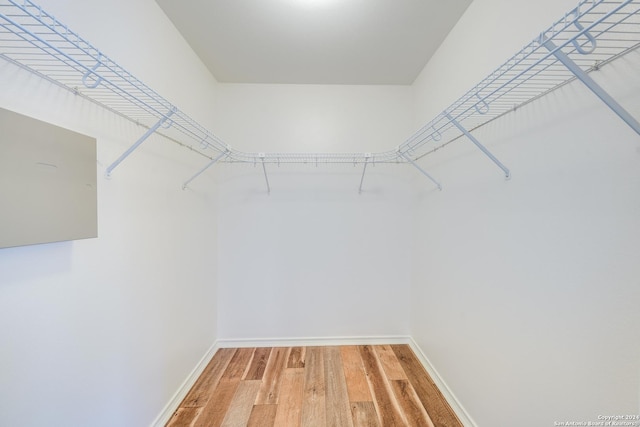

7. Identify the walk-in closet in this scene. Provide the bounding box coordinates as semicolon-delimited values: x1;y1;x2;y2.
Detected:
1;0;639;426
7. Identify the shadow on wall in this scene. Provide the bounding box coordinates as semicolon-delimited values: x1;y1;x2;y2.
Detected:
0;241;73;285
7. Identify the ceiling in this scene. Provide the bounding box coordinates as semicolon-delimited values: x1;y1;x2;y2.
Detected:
155;0;473;85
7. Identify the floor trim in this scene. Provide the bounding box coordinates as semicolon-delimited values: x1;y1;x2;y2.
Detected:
408;338;478;427
150;341;219;427
217;335;412;348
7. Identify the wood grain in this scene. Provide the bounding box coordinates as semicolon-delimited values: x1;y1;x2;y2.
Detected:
350;402;381;427
300;346;326;427
273;368;305;426
358;345;407;426
390;380;435;427
221;348;255;381
166;407;202;427
375;345;408;380
220;380;262;427
255;347;288;405
324;346;355;427
168;345;463;427
246;405;277;427
193;379;240;427
391;345;463;427
181;348;236;408
340;346;373;403
243;347;271;381
287;346;306;368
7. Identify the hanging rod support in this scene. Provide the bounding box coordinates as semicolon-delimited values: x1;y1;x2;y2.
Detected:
398;151;442;191
541;37;640;137
105;107;177;178
182;149;228;190
358;154;371;194
445;112;511;179
260;154;271;194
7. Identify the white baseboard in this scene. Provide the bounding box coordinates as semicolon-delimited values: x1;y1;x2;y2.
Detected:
150;341;220;427
408;338;478;427
217;335;412;348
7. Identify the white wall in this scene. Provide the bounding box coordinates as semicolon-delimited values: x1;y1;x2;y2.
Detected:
214;84;416;341
410;0;640;425
0;0;220;426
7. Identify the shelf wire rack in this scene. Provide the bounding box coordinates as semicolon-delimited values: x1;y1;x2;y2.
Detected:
1;0;639;187
404;0;640;167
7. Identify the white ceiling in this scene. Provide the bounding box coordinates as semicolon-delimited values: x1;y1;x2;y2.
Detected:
155;0;473;85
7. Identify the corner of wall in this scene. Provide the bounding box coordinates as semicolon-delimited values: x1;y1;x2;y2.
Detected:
150;341;220;427
408;338;478;427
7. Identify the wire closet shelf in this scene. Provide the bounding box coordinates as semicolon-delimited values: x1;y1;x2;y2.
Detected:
1;0;639;186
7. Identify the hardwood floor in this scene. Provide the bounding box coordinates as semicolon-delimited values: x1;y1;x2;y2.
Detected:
166;345;463;427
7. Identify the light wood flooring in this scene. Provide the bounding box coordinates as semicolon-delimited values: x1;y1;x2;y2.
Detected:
166;344;463;427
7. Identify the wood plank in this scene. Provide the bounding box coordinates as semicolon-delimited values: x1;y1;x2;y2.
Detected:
169;345;464;427
287;346;306;368
244;347;272;381
220;380;262;427
390;380;435;427
273;368;305;426
255;347;288;405
374;345;408;380
324;346;355;427
390;345;463;427
181;348;236;408
358;345;407;426
193;379;240;427
300;346;326;427
246;405;277;427
166;407;202;427
350;402;381;427
221;347;255;381
340;346;373;403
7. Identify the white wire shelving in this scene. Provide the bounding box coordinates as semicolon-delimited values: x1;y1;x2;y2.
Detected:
1;0;639;190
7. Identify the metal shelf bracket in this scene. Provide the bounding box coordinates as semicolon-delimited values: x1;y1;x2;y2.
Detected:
541;33;640;137
182;149;229;190
445;112;511;179
358;153;371;194
259;153;271;194
398;150;442;191
104;107;177;178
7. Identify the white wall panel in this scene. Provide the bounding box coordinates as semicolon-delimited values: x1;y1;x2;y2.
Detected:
410;0;640;425
215;84;415;340
0;0;219;426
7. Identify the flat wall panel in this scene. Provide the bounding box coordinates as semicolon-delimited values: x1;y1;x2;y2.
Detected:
0;107;97;248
